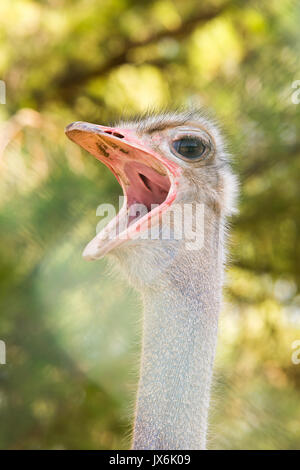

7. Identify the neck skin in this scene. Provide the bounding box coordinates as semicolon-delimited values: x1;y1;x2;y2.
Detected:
132;209;224;450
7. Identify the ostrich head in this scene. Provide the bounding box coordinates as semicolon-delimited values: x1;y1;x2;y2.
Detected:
65;110;237;287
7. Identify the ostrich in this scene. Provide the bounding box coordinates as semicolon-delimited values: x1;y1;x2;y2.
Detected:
65;110;238;450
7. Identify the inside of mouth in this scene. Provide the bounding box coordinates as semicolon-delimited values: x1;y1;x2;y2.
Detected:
123;161;171;227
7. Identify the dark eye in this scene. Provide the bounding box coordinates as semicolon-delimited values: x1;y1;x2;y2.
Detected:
172;137;206;161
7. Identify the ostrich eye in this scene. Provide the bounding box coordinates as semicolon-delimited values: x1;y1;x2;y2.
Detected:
171;137;206;161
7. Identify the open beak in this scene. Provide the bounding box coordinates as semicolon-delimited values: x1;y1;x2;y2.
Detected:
65;121;181;260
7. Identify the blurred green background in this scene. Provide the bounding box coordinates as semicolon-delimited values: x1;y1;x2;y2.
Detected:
1;0;300;449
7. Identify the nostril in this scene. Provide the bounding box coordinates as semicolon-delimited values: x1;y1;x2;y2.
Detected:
103;130;125;138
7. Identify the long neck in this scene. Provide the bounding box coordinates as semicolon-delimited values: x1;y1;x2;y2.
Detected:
132;211;224;450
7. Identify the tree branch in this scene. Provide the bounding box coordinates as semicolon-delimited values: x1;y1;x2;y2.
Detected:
243;143;300;181
55;3;231;95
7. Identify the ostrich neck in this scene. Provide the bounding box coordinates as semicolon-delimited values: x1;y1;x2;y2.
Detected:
132;213;224;450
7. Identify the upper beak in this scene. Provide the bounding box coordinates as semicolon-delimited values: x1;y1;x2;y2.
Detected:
65;121;178;178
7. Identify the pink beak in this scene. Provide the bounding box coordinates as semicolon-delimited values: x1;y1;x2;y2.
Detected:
65;121;181;259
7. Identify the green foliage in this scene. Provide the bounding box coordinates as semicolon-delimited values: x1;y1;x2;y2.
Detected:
0;0;300;449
